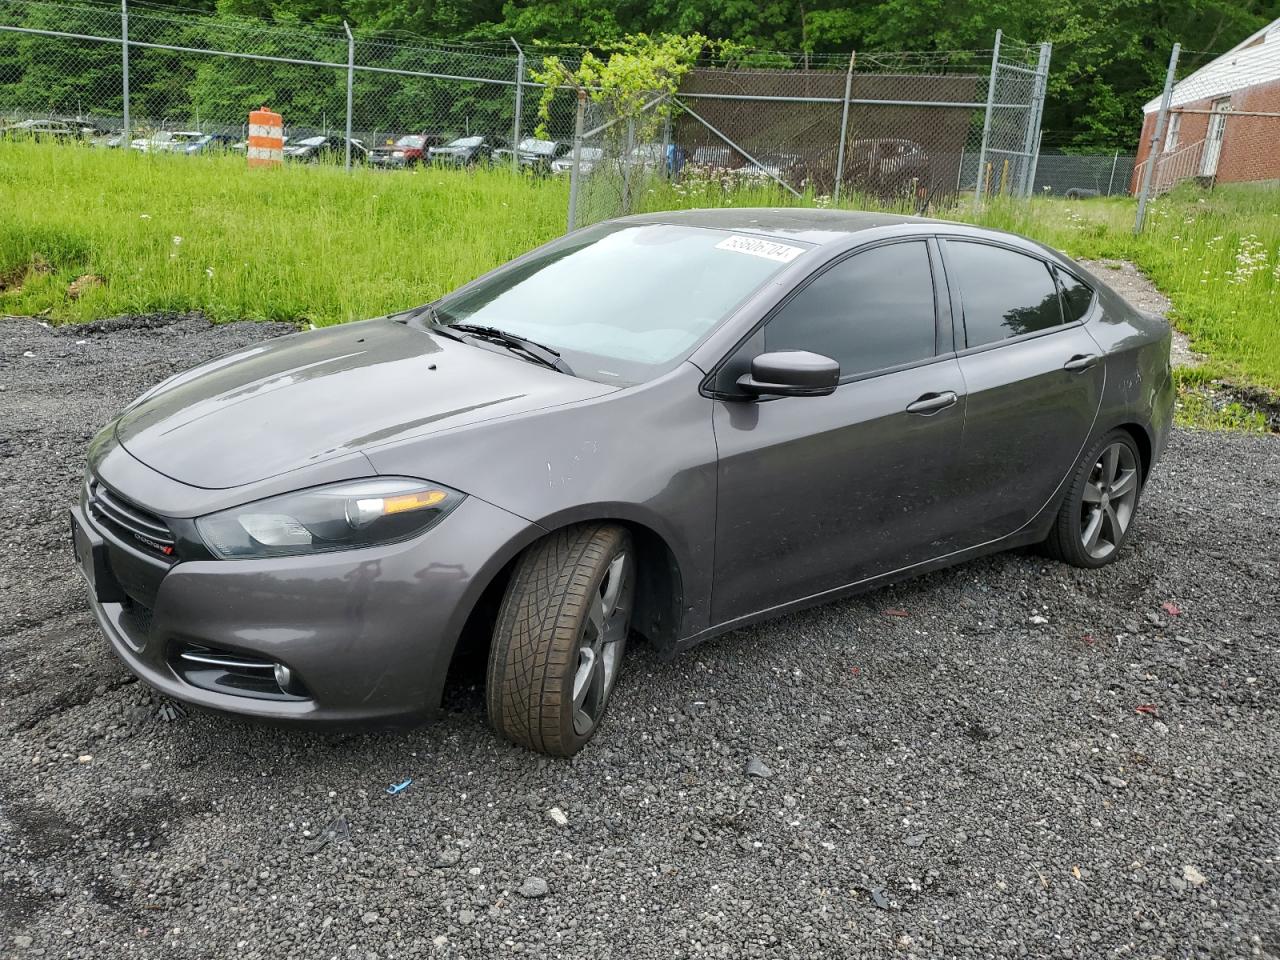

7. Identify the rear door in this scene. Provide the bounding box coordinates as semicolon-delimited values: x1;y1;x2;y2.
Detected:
710;238;968;624
941;239;1105;545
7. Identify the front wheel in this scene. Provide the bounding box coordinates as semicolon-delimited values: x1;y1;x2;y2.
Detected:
486;524;634;756
1042;429;1143;568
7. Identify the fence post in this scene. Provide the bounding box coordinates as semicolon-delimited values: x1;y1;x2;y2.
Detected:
1106;150;1119;195
621;116;636;214
343;21;354;173
510;38;524;174
120;0;129;144
974;29;1002;208
566;88;586;233
1020;42;1051;197
1135;42;1180;234
833;50;855;203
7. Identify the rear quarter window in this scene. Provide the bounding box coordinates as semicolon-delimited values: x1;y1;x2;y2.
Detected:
1056;269;1096;323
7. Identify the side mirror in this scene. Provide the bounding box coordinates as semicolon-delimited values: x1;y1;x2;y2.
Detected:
736;351;840;398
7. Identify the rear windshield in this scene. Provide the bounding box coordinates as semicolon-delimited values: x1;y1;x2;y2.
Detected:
449;136;484;147
428;223;811;384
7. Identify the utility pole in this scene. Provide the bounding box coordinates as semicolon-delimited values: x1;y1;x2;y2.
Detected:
1135;43;1180;233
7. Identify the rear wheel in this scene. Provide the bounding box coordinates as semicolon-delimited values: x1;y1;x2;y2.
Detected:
486;524;634;756
1043;430;1143;568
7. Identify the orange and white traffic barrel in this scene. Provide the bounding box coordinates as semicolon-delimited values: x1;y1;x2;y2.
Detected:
247;107;283;168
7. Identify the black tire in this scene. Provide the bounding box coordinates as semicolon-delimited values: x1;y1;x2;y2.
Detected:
486;524;634;756
1042;429;1144;568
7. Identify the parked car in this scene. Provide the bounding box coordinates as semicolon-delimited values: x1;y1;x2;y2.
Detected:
368;133;443;169
0;119;81;141
284;134;366;163
130;131;235;155
495;136;571;174
843;138;931;198
427;135;493;166
72;209;1173;756
88;130;129;149
549;145;603;175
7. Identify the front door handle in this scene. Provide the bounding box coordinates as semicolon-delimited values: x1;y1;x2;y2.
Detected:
906;391;958;415
1063;353;1100;372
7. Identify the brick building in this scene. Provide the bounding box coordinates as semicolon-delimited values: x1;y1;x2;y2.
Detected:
1133;18;1280;191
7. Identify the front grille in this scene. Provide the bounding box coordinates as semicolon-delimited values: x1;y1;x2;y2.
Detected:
117;599;154;650
89;480;176;559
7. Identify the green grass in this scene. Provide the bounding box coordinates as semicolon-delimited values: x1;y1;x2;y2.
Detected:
3;140;1278;396
0;140;567;325
970;186;1280;391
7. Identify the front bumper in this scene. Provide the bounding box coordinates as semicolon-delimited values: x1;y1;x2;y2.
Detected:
73;494;537;724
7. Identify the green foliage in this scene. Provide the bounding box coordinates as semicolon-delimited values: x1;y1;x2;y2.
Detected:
7;0;1275;148
4;137;1278;407
530;33;706;139
963;186;1280;391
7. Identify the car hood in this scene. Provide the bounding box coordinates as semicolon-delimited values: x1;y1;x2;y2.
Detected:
114;318;616;489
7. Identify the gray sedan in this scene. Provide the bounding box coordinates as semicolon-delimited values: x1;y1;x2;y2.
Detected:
71;208;1173;756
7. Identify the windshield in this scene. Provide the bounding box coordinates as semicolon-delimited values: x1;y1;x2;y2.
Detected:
448;136;484;147
297;136;326;146
396;135;425;148
426;223;809;384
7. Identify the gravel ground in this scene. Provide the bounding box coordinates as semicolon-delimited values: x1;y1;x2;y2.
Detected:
2;314;1279;960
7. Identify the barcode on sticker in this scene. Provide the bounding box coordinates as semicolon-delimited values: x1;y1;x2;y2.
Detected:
714;235;805;263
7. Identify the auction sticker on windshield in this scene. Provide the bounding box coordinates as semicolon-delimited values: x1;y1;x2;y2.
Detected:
714;235;806;263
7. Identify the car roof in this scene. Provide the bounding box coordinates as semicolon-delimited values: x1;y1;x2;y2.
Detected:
615;207;950;246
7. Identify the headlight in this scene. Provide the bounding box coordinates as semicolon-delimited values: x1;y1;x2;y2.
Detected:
195;478;464;559
392;150;405;158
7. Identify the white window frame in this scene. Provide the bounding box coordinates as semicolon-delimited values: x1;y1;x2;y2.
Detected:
1163;112;1181;153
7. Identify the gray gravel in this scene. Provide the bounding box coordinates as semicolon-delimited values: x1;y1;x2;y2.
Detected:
2;314;1280;959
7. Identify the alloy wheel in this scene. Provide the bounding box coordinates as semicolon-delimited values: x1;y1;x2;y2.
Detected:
571;551;631;736
1079;441;1139;560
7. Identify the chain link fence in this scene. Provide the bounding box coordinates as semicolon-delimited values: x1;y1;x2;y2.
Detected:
0;0;581;156
566;31;1052;229
1;1;1054;232
1029;152;1136;196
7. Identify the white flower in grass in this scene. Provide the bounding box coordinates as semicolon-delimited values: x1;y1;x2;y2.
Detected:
139;213;151;220
205;267;214;278
172;235;182;245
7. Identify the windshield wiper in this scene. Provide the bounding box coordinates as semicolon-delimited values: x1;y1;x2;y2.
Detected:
446;323;574;375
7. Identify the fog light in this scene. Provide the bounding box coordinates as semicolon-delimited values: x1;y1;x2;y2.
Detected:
274;663;293;692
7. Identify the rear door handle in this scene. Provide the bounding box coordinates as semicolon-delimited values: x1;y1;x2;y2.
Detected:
906;391;958;415
1063;353;1100;372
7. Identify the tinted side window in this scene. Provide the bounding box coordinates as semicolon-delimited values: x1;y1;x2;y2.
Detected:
764;241;936;378
947;242;1063;347
1056;268;1095;323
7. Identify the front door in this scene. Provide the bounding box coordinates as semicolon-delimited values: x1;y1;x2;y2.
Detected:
1200;98;1230;177
710;239;967;625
